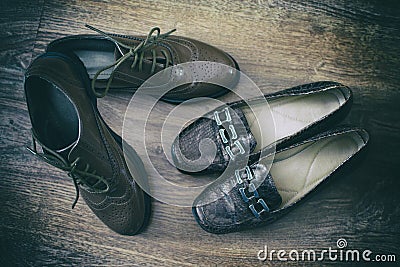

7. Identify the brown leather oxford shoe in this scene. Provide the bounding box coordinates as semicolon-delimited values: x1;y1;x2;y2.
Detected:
47;25;240;103
25;52;150;235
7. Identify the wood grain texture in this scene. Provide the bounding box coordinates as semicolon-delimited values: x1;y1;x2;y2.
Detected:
1;0;399;266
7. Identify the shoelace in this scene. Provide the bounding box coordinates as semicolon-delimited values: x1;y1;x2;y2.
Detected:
26;129;110;209
85;24;176;98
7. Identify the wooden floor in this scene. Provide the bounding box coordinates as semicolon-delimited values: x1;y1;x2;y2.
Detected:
1;0;400;266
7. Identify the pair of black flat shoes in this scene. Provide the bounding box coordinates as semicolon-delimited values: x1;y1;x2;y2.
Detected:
24;25;368;235
173;82;369;234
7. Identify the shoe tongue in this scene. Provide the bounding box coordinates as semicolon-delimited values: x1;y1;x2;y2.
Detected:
112;44;167;80
250;164;282;211
114;42;169;61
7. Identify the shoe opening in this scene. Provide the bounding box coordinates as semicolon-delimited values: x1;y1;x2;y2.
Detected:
25;76;79;151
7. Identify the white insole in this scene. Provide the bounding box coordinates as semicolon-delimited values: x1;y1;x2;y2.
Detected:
243;89;346;151
259;131;365;208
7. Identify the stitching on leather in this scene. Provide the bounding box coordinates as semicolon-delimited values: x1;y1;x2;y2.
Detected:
113;70;146;84
271;108;315;124
276;187;298;194
269;92;342;124
167;37;199;61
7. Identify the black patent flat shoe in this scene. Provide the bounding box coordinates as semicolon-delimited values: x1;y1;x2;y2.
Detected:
46;25;240;103
192;127;369;234
172;81;352;174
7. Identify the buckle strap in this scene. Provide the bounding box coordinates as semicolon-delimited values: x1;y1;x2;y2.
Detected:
236;165;271;218
214;107;246;161
214;107;272;218
214;107;232;125
249;198;270;218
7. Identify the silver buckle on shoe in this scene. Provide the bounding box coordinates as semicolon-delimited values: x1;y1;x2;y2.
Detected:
235;166;253;184
249;198;270;218
225;140;245;160
219;129;229;143
219;121;239;144
239;187;258;202
214;107;232;125
237;165;259;202
219;125;238;144
215;107;245;160
228;125;238;140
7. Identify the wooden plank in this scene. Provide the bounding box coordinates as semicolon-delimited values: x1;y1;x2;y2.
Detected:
1;0;399;265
